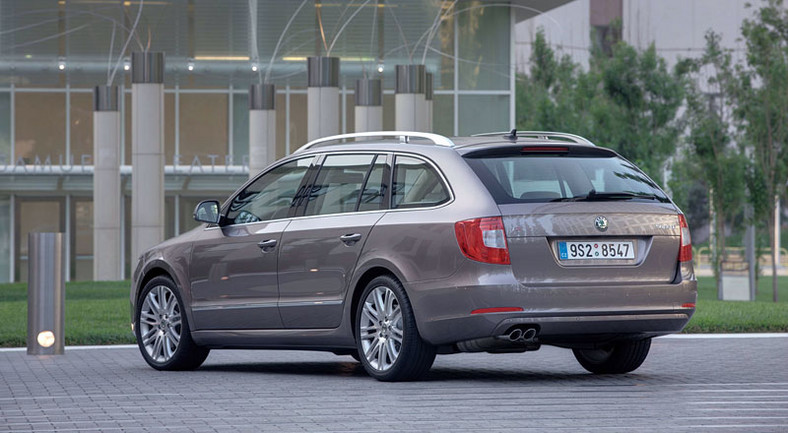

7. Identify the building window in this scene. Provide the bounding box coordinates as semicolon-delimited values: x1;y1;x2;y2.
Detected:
15;93;66;164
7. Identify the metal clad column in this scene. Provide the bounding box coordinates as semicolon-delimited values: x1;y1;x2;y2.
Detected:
395;64;426;131
27;232;65;355
249;84;276;178
131;52;165;264
354;79;382;133
425;73;434;132
93;86;121;280
307;56;339;141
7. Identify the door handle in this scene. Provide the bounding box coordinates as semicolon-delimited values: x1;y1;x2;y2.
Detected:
257;239;277;252
339;233;362;245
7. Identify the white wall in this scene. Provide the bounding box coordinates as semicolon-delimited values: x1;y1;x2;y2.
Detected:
516;0;759;74
623;0;753;68
515;0;591;72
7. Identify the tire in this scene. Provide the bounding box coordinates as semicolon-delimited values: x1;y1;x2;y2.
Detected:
355;275;436;381
572;338;651;374
135;275;209;371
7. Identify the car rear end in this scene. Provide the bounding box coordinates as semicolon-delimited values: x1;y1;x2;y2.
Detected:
416;140;696;350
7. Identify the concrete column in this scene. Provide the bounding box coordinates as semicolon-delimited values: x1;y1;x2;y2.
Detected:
307;56;339;141
395;64;426;131
354;78;383;133
131;52;165;264
92;85;122;280
249;83;276;178
425;73;434;133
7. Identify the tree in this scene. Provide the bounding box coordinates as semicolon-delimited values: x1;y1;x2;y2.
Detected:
516;29;686;183
586;41;686;182
734;0;788;302
678;31;746;297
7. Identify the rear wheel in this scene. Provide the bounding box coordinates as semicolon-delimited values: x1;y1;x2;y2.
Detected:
135;276;209;371
572;338;651;374
355;275;435;381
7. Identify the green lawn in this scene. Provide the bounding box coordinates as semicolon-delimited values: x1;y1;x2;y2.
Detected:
684;276;788;333
0;281;134;348
0;277;786;347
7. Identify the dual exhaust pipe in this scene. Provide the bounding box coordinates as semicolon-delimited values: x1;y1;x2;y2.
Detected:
506;327;537;343
456;326;540;353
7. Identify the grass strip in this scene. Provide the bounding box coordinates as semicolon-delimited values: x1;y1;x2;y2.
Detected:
0;277;786;347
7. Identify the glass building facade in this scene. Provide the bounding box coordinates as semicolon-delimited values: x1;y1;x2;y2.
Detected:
0;0;523;281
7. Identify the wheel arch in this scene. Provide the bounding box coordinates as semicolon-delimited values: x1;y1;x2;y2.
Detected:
349;265;404;339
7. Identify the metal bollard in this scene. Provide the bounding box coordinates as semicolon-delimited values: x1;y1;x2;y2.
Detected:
27;232;65;355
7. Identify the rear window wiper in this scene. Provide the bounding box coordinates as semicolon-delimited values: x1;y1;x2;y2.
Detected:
551;189;657;202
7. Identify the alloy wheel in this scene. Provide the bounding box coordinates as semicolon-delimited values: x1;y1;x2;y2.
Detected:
138;285;182;364
359;286;403;371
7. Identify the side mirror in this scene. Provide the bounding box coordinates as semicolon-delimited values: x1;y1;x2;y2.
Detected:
193;200;220;224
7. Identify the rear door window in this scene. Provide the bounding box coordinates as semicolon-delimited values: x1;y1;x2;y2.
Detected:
391;155;450;209
304;154;376;216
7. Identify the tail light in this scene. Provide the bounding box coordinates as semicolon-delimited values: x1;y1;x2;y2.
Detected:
455;217;510;265
678;214;692;262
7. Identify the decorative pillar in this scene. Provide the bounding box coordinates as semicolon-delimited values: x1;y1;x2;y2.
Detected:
395;64;426;131
93;85;122;280
249;83;276;178
424;72;434;133
354;78;382;133
131;52;165;264
27;233;65;355
307;56;340;141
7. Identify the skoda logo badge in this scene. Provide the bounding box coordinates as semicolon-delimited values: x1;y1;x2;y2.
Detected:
595;216;608;232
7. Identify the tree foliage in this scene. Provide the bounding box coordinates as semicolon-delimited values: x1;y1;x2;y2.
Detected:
676;32;747;292
516;29;685;181
733;0;788;301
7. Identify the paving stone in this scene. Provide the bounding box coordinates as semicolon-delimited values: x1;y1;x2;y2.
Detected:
0;337;787;432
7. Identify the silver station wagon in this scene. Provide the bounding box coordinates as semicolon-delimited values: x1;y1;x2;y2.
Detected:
131;130;697;381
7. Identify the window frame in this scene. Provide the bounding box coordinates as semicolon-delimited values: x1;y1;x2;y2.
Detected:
218;155;317;227
390;153;452;210
293;152;391;218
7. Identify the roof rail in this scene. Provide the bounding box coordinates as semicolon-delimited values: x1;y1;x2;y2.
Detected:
294;131;455;153
471;130;596;146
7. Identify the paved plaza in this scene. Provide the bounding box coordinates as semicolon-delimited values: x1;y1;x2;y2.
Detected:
1;335;787;432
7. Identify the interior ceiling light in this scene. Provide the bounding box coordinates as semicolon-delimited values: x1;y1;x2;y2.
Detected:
187;58;195;71
194;55;249;61
57;58;66;71
377;63;384;73
123;58;131;71
251;63;259;72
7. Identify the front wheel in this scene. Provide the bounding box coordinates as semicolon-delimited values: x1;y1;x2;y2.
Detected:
572;338;651;374
355;275;435;381
135;276;209;371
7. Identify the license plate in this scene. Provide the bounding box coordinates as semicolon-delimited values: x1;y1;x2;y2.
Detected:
558;241;635;260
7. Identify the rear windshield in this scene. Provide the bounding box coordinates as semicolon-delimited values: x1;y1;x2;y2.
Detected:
464;154;670;204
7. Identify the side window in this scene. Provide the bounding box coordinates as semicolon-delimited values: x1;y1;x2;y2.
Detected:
358;156;388;212
304;154;375;216
225;158;312;224
391;155;450;209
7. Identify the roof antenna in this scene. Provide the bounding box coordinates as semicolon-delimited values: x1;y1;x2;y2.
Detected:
508;129;517;139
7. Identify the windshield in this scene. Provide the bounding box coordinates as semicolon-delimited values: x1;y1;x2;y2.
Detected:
465;154;670;204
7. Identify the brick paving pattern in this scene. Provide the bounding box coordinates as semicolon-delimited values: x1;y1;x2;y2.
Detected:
1;336;787;432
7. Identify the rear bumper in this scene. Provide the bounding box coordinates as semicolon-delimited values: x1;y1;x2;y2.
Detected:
420;309;693;347
408;263;697;346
